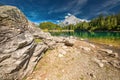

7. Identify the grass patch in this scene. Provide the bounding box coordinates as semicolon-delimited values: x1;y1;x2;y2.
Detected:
56;73;63;78
90;38;120;47
33;49;52;71
105;65;111;72
34;38;43;43
22;76;27;80
80;76;84;80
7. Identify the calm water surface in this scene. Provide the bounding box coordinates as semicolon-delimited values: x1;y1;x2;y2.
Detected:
50;31;120;47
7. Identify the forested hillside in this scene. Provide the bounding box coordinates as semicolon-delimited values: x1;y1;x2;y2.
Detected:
75;13;120;31
39;13;120;32
39;22;62;31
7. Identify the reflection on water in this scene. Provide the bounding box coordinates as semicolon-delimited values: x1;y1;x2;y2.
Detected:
50;31;120;47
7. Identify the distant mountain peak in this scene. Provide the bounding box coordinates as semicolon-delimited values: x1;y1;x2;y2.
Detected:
60;14;89;26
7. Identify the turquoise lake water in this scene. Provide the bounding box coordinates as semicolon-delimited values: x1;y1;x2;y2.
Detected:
50;31;120;47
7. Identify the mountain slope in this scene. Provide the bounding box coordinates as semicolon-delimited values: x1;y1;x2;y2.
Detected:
60;14;88;26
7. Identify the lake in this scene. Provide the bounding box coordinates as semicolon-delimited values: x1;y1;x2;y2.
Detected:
50;31;120;47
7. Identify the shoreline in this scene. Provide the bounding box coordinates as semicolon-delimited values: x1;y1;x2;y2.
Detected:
48;31;120;48
88;40;120;56
43;30;74;32
43;29;120;33
26;37;120;80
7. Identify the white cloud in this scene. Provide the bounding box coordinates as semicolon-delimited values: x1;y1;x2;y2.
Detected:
68;0;87;15
67;13;71;16
102;0;120;9
34;22;39;25
56;20;60;23
91;0;120;13
65;16;69;19
48;0;88;15
73;11;82;16
96;11;109;15
86;0;120;19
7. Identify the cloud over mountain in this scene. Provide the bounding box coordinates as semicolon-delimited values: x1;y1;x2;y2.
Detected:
60;14;89;26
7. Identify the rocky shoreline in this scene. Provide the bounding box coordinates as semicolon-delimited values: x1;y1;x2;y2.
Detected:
89;41;120;57
0;5;120;80
26;39;120;80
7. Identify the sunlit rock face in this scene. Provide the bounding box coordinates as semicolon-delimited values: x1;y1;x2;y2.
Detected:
0;5;76;80
0;5;49;80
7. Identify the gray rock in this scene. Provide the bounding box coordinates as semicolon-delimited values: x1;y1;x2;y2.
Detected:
89;43;95;48
53;36;65;43
52;36;76;47
0;5;77;80
64;38;75;46
0;5;49;80
101;49;113;54
108;53;118;58
58;54;64;58
43;39;56;49
100;49;118;58
110;60;120;69
80;46;91;52
58;49;67;55
92;58;104;68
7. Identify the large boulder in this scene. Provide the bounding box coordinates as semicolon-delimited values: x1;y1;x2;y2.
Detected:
0;5;49;80
0;5;76;80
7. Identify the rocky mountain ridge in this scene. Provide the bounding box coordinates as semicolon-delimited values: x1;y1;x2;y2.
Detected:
60;14;88;26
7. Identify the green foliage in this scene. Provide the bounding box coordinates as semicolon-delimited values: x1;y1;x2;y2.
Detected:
74;13;120;31
34;38;42;43
62;24;75;30
39;22;62;30
38;13;120;32
75;22;90;31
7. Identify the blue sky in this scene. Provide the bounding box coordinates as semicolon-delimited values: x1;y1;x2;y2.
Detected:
0;0;120;23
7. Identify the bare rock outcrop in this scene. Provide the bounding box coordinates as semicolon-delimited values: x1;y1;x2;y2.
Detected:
0;5;50;80
0;5;76;80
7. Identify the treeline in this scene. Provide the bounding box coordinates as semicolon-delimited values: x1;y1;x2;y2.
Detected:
38;22;62;31
65;13;120;31
38;13;120;31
